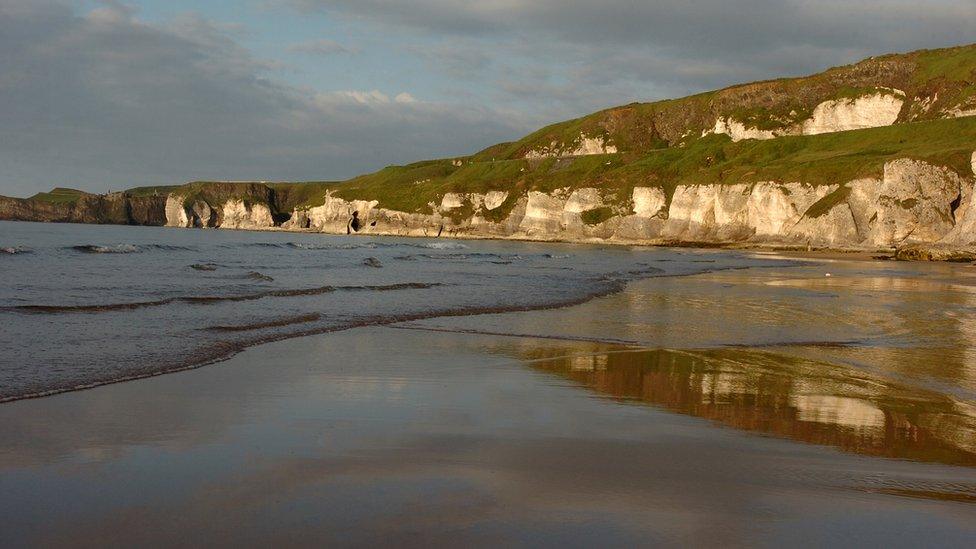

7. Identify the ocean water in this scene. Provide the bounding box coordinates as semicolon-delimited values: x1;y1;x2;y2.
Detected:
4;221;976;546
0;221;785;401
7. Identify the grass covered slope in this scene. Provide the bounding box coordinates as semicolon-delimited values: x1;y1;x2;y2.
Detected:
7;44;974;232
150;114;972;219
28;188;90;204
321;116;976;214
478;44;976;161
307;44;975;214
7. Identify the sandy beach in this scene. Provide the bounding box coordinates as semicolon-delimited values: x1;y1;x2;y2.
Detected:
3;253;975;547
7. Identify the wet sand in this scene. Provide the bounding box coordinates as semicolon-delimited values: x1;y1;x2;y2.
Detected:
2;256;976;546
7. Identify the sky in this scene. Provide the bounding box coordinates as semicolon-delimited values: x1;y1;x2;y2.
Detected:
1;0;973;197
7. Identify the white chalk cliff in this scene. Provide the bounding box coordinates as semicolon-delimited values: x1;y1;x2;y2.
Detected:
524;133;618;158
162;153;961;253
160;148;976;257
165;196;274;229
710;91;907;142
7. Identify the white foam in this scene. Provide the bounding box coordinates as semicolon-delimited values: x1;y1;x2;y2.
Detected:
420;242;469;250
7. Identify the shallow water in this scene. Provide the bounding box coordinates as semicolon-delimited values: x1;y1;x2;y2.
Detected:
0;221;780;400
1;327;974;546
2;222;976;545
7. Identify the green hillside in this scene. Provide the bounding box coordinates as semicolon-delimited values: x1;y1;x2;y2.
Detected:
480;44;976;161
93;43;973;219
28;188;89;204
271;44;976;216
311;116;974;215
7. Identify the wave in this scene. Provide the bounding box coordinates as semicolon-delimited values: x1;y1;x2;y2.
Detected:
228;240;470;252
207;313;322;332
0;255;793;404
147;244;197;251
414;242;468;250
287;241;380;250
5;282;440;314
243;271;274;282
70;244;194;254
199;266;275;282
0;278;622;404
230;241;380;250
212;270;276;281
394;252;546;263
71;244;140;254
1;246;31;255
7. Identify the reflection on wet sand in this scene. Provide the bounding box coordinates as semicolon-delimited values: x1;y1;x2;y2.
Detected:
525;347;976;466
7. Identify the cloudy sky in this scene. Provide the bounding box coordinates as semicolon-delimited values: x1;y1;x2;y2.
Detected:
1;0;972;197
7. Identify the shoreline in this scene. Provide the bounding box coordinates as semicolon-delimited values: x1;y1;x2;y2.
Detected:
2;218;912;261
2;246;759;405
3;263;975;545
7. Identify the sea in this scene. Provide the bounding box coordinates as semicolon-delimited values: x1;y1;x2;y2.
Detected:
4;220;976;545
0;220;785;401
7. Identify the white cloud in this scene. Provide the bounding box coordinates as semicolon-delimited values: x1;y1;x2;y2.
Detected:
0;1;528;197
337;90;391;104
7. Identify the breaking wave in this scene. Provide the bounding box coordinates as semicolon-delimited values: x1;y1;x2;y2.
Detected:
207;313;322;332
70;244;195;254
1;246;31;255
5;282;441;314
394;252;568;263
416;242;468;250
242;271;274;282
71;244;140;254
229;240;471;252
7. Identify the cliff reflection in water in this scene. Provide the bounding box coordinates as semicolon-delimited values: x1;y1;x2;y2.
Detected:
527;347;976;466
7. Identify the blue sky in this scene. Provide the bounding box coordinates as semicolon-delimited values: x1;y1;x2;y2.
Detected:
1;0;973;197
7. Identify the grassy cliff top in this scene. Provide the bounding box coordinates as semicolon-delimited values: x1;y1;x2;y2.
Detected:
126;185;179;197
21;186;178;204
15;44;973;216
478;44;976;161
121;115;975;216
28;188;90;204
320;115;976;213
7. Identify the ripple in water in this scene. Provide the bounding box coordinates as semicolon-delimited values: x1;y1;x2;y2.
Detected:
0;222;789;402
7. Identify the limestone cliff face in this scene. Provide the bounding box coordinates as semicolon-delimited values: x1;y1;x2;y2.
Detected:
524;134;618;159
936;152;976;246
265;154;975;252
219;199;275;230
709;90;907;142
164;183;278;229
165;196;275;230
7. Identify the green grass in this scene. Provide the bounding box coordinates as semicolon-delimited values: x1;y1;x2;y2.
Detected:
912;45;976;84
93;44;974;221
125;185;179;197
267;181;338;211
480;44;976;161
108;115;973;220
28;187;88;204
316;116;975;213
